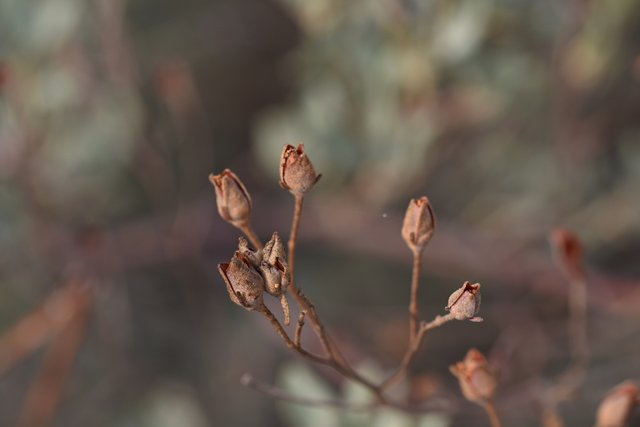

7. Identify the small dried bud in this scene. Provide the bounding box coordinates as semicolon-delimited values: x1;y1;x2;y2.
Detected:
595;381;639;427
549;228;584;280
209;169;252;227
259;232;291;325
218;252;264;311
279;144;321;196
450;348;497;403
401;197;435;253
446;281;482;321
259;232;290;296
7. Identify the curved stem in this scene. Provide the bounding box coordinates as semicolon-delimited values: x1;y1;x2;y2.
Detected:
381;313;456;390
482;400;502;427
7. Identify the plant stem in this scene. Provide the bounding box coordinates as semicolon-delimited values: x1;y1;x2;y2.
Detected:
482;400;502;427
239;224;263;250
259;305;327;364
381;313;456;390
409;249;423;341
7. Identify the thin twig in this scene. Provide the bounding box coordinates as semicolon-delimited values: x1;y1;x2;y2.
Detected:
408;249;423;341
294;311;306;347
381;313;456;390
482;400;503;427
239;224;263;250
258;305;327;364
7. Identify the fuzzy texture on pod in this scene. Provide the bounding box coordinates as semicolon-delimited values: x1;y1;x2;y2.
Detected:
279;144;321;196
449;348;497;403
401;197;435;253
218;251;264;311
595;381;639;427
209;169;252;227
446;281;483;321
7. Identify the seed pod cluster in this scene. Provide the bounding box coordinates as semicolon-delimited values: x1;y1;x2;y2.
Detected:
218;234;291;322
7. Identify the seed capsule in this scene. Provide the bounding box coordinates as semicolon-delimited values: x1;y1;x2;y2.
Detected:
549;228;584;280
401;197;435;253
259;232;291;324
446;281;482;322
279;144;321;196
218;252;264;311
450;348;497;403
595;381;638;427
209;169;252;227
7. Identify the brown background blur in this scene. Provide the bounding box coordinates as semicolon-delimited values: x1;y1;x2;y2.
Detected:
0;0;639;426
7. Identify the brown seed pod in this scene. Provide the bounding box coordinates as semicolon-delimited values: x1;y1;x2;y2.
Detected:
446;281;482;322
209;169;252;227
279;144;321;196
449;348;497;403
401;196;435;253
218;252;264;311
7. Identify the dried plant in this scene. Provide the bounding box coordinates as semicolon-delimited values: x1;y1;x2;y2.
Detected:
212;144;639;426
212;143;495;421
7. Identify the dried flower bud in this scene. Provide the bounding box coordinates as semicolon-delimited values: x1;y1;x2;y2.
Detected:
259;232;291;325
446;281;482;321
259;232;290;295
279;144;321;196
450;348;497;403
209;169;252;227
595;381;639;427
218;252;264;311
549;228;584;280
401;197;435;253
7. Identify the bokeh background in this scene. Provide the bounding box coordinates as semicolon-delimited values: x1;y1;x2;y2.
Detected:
1;0;639;426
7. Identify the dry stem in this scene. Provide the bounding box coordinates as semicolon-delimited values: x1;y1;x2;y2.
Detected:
409;249;423;341
482;400;503;427
381;313;456;390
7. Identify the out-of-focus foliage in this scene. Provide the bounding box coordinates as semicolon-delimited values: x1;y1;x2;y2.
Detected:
1;0;640;426
257;0;640;249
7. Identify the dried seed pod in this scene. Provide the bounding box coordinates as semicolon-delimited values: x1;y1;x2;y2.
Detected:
259;232;291;324
218;252;264;311
237;237;261;268
450;348;497;403
549;228;584;280
401;197;435;253
279;144;321;196
595;381;638;427
446;281;482;322
209;169;252;227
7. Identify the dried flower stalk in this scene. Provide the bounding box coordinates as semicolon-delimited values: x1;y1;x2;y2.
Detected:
212;143;484;412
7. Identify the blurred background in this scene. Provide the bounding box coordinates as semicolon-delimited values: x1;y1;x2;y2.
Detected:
0;0;639;426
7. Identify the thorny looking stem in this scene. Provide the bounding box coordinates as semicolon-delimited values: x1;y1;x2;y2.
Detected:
239;224;263;250
409;249;423;341
483;400;503;427
381;313;456;390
